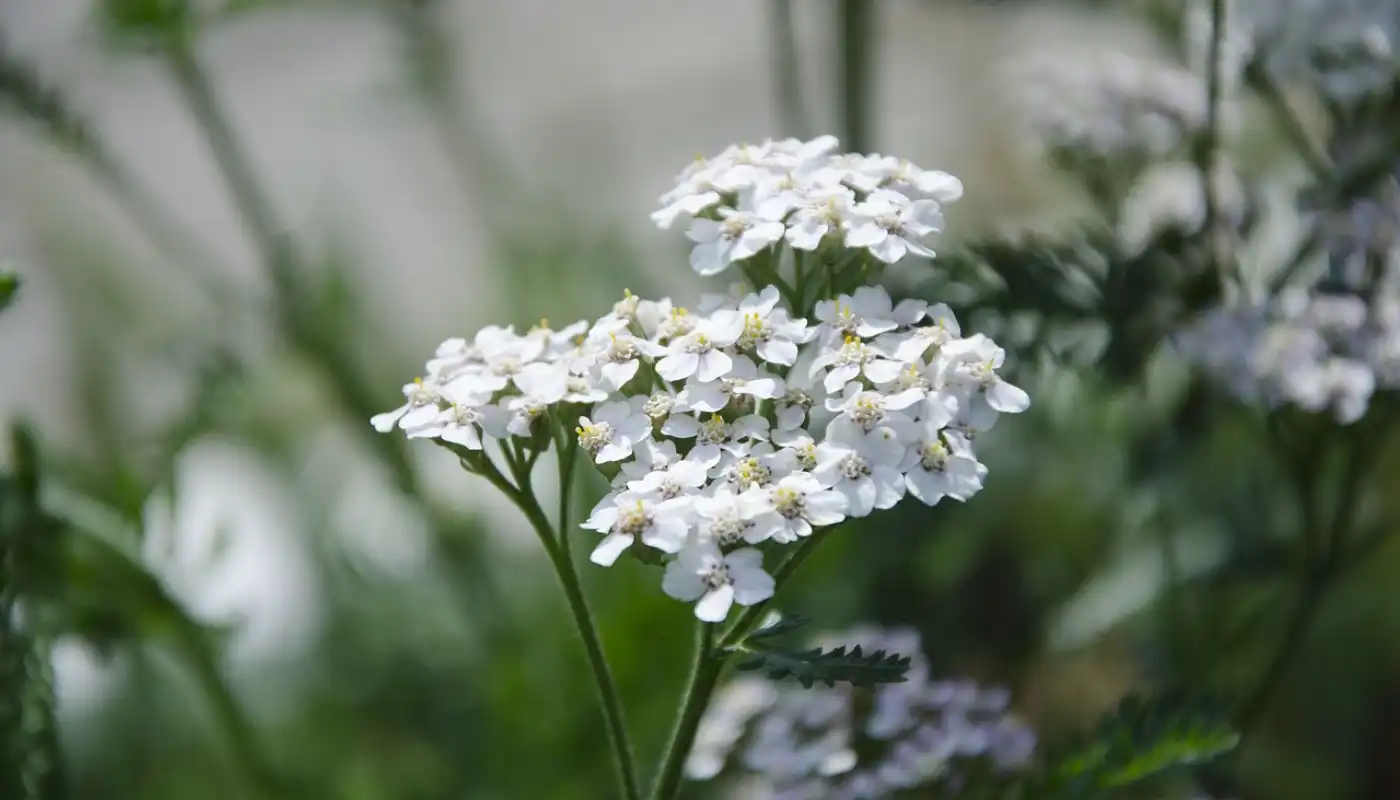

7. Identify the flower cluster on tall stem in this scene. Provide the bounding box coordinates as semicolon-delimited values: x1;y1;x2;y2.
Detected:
370;136;1029;799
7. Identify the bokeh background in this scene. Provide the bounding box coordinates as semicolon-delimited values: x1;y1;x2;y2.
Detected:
4;1;1400;798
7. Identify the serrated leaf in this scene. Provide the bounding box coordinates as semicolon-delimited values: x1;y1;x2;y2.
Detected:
736;643;912;689
1033;692;1238;796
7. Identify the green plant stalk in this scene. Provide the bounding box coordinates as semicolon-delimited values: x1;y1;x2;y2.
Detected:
837;0;874;153
173;622;285;798
647;530;831;799
475;447;641;800
649;623;720;800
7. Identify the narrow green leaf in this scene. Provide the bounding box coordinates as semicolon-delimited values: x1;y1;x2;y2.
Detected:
0;272;17;313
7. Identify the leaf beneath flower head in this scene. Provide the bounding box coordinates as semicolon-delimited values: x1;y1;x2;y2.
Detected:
735;643;911;689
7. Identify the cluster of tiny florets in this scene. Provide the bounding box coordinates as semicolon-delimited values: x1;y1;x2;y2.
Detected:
653;136;963;274
371;138;1029;623
686;626;1036;798
370;283;1027;621
1175;286;1400;423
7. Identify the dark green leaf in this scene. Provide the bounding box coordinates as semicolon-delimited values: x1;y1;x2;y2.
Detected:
1030;692;1239;797
735;643;912;689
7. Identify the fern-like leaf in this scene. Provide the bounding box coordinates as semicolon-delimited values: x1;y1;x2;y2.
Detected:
735;644;912;689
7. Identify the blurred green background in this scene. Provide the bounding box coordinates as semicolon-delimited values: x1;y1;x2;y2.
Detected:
4;1;1400;798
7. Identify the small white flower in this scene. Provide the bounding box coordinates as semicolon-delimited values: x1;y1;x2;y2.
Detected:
751;473;849;543
595;331;667;391
813;425;907;517
813;286;906;342
825;383;924;438
371;377;448;433
657;314;745;383
902;427;986;506
687;208;786;277
693;489;770;545
404;400;507;450
577;397;653;464
732;286;816;366
867;156;965;202
447;328;546;396
773;386;817;432
844;188;944;264
809;337;904;394
941;335;1031;429
781;185;859;251
662;542;774;623
512;361;571;404
889;303;962;363
583;493;693;566
504;395;551;438
627;458;711;502
669;413;771;464
618;439;681;483
678;356;786;413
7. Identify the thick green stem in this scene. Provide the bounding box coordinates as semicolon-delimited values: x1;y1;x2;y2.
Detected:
648;531;832;799
649;624;721;800
493;456;641;800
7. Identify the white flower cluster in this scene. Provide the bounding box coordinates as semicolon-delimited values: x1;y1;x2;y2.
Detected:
371;281;1028;622
652;136;963;274
1006;48;1211;163
686;626;1036;799
1175;287;1400;423
1234;0;1400;104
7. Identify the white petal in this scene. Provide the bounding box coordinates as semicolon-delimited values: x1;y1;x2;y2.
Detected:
590;533;634;566
695;585;736;622
986;380;1031;413
696;350;734;383
862;359;902;385
370;406;408;433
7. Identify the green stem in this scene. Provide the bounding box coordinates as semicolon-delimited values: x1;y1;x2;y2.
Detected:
648;531;832;799
837;0;874;153
649;624;721;800
174;623;285;798
490;456;641;800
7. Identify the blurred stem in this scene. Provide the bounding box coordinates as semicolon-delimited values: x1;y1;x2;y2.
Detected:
1197;0;1230;280
837;0;874;153
163;35;423;495
769;0;808;138
649;624;720;800
1246;64;1331;179
649;531;831;799
173;626;285;798
478;450;641;800
1239;423;1386;733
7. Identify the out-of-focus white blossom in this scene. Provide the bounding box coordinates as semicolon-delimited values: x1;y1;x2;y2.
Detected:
686;626;1036;798
1176;284;1400;423
1235;0;1400;104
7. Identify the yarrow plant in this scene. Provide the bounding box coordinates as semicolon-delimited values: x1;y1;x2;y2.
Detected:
371;136;1029;799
